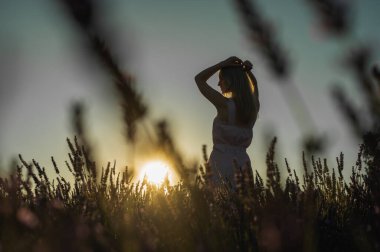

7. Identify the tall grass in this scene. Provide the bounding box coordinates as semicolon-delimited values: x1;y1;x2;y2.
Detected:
0;136;379;251
1;0;379;251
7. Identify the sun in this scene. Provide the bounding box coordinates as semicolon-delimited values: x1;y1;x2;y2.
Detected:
138;161;173;185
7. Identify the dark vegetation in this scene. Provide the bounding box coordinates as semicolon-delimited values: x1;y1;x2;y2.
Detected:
1;0;380;251
0;136;379;251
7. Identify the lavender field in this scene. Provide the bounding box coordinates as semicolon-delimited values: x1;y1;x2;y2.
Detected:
1;0;380;251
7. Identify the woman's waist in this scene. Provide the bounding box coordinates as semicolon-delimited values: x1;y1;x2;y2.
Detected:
212;143;247;153
212;128;252;147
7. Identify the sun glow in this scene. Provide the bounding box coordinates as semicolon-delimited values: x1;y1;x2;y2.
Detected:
138;161;173;185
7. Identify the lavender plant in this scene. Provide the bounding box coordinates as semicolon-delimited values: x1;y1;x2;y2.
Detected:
1;137;379;251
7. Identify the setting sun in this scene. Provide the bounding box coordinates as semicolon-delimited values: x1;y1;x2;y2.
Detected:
138;161;173;185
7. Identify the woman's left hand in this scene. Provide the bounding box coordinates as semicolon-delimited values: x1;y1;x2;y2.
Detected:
220;56;243;67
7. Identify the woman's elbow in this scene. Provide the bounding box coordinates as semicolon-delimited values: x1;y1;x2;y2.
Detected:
194;75;201;84
194;77;205;89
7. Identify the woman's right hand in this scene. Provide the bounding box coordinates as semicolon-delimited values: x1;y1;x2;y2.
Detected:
243;60;253;71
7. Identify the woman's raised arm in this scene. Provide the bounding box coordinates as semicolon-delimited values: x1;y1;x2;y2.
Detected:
194;57;242;109
244;60;260;112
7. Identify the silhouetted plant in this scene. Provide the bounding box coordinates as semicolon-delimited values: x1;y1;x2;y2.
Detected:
305;0;351;36
1;137;379;251
232;0;328;156
57;0;148;143
1;1;379;251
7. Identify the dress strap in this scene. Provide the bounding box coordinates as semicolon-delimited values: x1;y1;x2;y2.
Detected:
227;99;237;124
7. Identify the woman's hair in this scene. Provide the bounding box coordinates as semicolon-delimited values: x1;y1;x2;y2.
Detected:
220;66;258;125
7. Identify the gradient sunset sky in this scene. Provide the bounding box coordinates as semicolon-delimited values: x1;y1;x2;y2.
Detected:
1;0;379;180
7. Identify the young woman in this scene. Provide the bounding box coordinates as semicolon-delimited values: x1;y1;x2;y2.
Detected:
194;56;260;186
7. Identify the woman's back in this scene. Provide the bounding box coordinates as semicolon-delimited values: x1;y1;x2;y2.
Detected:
209;99;253;185
212;99;253;148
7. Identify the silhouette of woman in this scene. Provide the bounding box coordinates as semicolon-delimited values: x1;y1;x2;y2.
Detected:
195;56;260;186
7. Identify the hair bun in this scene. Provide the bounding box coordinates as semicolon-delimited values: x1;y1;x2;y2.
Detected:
243;60;253;71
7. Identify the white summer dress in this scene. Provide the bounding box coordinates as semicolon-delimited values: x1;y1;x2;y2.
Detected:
207;99;253;185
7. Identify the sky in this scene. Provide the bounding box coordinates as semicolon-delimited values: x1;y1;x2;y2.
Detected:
0;0;379;181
